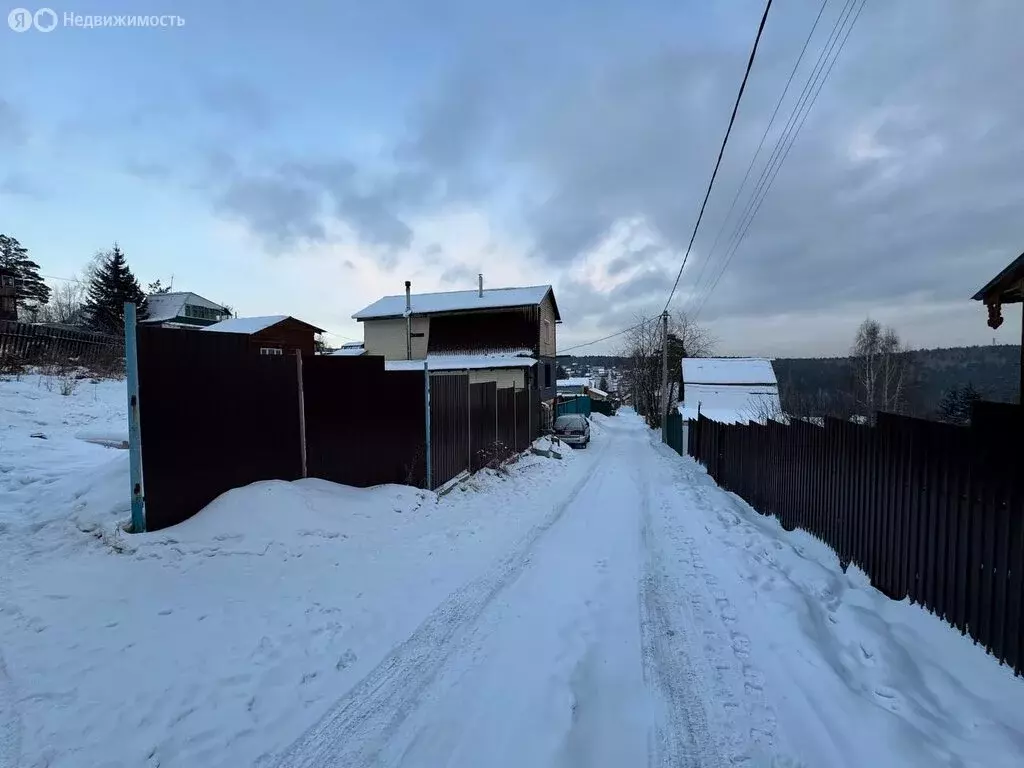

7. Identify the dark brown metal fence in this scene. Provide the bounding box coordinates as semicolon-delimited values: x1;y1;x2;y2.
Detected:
430;373;470;488
137;326;302;531
137;327;544;528
687;405;1024;675
303;356;425;488
470;382;497;472
0;320;122;369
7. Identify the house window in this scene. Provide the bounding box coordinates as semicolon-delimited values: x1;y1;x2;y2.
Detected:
260;347;283;356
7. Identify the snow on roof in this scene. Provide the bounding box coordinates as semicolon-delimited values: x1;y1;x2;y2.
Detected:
385;354;537;372
340;341;364;349
202;315;293;334
329;347;366;357
142;292;228;323
679;382;781;425
353;285;554;320
681;357;777;386
557;377;592;388
588;387;608;398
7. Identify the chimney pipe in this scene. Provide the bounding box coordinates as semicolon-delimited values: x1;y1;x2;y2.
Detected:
404;280;413;360
478;273;483;298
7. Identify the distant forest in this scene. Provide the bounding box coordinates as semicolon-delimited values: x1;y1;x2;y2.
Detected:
775;345;1020;417
560;346;1021;418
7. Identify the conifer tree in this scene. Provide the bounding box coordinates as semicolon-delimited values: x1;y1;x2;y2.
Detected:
0;233;51;309
84;244;148;333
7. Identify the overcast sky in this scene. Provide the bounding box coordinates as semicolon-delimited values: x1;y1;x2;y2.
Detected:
2;0;1022;356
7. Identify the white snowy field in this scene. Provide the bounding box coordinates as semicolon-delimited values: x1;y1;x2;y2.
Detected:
2;376;1023;767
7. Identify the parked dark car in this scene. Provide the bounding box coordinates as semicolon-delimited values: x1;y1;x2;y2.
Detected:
553;414;590;448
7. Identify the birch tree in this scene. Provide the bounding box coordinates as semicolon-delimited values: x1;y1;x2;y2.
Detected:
851;318;911;421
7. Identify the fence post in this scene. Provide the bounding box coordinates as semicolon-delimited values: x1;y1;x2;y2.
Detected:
424;362;432;490
467;369;472;472
513;382;518;452
124;302;146;533
296;350;308;478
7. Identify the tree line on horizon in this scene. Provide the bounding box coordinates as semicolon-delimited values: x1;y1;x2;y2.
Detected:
578;312;1015;427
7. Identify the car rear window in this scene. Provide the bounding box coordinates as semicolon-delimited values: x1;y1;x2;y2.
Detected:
555;416;584;429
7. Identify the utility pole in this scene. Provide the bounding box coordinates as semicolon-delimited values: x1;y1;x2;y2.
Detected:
660;310;669;441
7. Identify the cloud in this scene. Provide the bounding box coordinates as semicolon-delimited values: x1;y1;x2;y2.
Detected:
36;0;1020;355
0;99;27;147
209;158;422;250
0;173;44;199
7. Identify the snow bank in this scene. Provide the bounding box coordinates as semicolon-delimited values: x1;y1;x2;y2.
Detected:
646;435;1024;767
0;373;593;768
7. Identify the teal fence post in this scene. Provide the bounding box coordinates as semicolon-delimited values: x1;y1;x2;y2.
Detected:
124;302;145;532
424;362;432;490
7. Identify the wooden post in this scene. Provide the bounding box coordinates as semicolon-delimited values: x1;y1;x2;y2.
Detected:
124;302;145;533
296;350;307;478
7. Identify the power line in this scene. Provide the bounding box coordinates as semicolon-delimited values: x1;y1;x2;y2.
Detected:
683;0;829;310
559;317;660;354
693;0;866;321
662;0;775;314
690;0;859;316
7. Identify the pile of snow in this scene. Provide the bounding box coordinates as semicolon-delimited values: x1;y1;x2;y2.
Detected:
646;432;1024;766
0;373;592;768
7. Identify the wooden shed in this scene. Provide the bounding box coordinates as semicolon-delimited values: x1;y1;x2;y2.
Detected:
201;315;324;357
973;251;1024;404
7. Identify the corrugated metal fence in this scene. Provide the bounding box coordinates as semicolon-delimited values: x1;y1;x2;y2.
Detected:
557;395;591;417
136;327;540;529
685;404;1024;675
0;320;122;369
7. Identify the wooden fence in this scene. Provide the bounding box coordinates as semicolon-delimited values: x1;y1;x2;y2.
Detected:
136;327;541;530
683;403;1024;675
0;320;122;369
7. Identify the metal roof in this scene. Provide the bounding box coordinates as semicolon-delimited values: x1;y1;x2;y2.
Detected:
353;285;560;321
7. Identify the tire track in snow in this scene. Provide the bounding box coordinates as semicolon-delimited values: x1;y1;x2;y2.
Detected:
0;649;22;768
269;441;612;768
636;456;726;768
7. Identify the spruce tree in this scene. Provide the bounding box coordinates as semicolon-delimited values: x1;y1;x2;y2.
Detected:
936;383;983;425
84;244;148;334
0;234;51;309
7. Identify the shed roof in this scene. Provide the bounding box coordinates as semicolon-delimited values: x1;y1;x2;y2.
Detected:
681;357;777;386
384;354;537;372
353;285;560;321
329;346;366;357
973;251;1024;304
557;377;592;388
678;383;781;425
202;315;325;334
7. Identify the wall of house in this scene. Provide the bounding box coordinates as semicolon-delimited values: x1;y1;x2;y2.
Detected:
250;322;317;357
539;294;557;357
468;367;526;389
363;317;430;360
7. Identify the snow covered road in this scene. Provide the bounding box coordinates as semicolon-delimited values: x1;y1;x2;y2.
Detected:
278;411;1024;768
3;378;1022;767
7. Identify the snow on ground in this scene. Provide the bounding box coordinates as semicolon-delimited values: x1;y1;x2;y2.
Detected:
641;430;1024;767
2;379;1022;768
0;374;597;767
